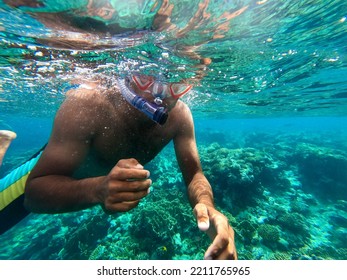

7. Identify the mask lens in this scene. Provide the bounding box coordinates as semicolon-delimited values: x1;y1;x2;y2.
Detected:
170;83;192;98
132;75;154;91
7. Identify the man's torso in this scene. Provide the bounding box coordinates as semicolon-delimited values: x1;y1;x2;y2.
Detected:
67;83;182;177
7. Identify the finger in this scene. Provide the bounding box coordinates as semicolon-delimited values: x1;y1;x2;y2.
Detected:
204;216;230;259
193;203;210;231
204;233;229;260
216;226;237;260
165;3;174;16
108;189;150;203
211;225;237;260
200;57;212;65
158;0;170;12
110;168;150;181
117;158;144;169
109;178;152;193
211;236;237;260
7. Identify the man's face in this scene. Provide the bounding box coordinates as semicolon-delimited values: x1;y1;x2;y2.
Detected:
131;75;192;111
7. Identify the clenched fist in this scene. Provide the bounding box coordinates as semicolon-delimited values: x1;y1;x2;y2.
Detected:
99;158;151;213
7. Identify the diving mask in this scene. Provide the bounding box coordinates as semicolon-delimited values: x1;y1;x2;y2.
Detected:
132;75;192;102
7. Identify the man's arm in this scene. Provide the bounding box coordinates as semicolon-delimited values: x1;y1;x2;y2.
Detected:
24;93;105;213
25;91;151;214
173;102;237;260
172;105;214;208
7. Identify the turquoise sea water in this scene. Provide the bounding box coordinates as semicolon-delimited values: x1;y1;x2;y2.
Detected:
0;0;346;259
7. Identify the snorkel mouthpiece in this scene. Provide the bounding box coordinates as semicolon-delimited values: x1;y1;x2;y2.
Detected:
131;95;168;125
117;78;168;125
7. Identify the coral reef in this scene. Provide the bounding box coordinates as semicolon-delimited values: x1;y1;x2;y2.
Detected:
236;220;257;245
257;224;281;246
199;143;285;211
129;190;192;258
58;213;109;259
277;213;307;234
86;184;211;260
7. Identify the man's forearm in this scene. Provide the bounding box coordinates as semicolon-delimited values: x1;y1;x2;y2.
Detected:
24;175;105;213
187;172;214;208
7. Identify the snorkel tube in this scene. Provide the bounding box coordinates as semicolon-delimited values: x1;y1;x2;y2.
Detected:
117;78;168;125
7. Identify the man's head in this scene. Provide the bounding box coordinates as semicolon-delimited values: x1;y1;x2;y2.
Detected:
118;54;211;125
117;72;193;126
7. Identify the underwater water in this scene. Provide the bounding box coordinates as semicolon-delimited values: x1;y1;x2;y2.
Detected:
0;0;346;260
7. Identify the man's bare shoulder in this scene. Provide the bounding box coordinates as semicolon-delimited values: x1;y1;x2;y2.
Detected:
169;100;194;135
66;81;110;104
53;80;118;137
61;80;119;117
171;100;193;122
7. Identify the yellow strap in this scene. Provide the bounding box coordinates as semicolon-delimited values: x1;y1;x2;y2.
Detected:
0;172;30;210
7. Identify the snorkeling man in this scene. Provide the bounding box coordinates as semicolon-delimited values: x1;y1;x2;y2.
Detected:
4;0;240;260
24;74;237;260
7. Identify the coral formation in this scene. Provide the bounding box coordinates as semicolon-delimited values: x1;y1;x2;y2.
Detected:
258;224;280;242
236;220;257;245
257;224;280;247
199;143;285;210
278;213;307;234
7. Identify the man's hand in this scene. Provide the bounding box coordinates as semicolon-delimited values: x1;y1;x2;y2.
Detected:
152;0;176;32
100;158;151;213
194;203;237;260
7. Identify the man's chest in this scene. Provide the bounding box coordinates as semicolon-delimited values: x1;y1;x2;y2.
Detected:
91;124;174;165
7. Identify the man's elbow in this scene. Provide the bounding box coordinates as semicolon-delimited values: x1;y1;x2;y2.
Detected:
24;180;43;213
23;196;35;213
